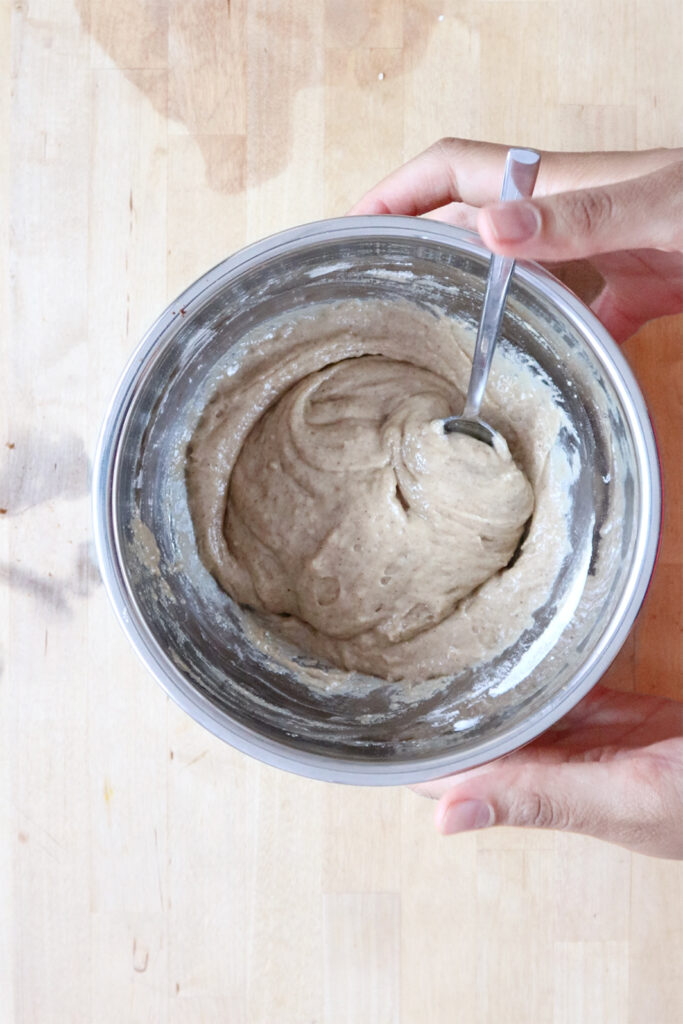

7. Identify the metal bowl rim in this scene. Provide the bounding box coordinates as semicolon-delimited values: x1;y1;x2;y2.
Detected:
92;215;662;785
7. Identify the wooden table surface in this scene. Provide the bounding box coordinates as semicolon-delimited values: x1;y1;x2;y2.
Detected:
1;1;682;1021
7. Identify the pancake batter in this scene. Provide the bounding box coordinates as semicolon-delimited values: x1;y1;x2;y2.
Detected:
186;298;571;682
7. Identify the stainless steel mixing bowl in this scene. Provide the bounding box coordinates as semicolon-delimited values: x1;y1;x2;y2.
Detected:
92;217;661;785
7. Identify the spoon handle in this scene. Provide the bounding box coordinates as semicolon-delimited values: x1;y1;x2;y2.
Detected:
462;148;541;420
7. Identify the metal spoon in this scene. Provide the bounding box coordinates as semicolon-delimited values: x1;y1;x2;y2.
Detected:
443;147;541;446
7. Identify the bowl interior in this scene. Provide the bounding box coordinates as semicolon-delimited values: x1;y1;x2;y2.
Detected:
102;222;653;781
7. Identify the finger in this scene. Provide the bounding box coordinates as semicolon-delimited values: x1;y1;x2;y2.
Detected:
477;161;683;261
422;202;480;231
435;756;683;858
537;146;681;192
348;138;680;217
410;697;604;802
348;138;510;216
410;761;502;801
589;248;683;340
590;287;649;343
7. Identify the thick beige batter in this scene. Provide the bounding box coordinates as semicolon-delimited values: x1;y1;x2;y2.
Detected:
186;298;571;682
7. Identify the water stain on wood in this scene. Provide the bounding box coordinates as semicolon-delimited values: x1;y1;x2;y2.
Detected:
73;0;433;195
75;0;249;192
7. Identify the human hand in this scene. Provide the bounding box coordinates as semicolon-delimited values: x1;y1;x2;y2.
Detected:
412;685;683;860
349;139;683;341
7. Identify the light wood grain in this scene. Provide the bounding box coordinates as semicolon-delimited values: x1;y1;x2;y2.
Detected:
323;893;400;1024
2;1;682;1021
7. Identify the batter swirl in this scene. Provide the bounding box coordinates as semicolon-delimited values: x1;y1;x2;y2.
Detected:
186;298;569;682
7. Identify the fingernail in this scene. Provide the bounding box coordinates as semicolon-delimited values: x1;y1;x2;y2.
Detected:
441;799;494;834
484;202;541;243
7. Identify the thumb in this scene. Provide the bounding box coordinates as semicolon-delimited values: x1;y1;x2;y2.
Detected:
434;757;680;857
477;161;683;261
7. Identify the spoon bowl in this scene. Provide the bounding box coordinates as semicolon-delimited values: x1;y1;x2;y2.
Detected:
443;415;498;446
